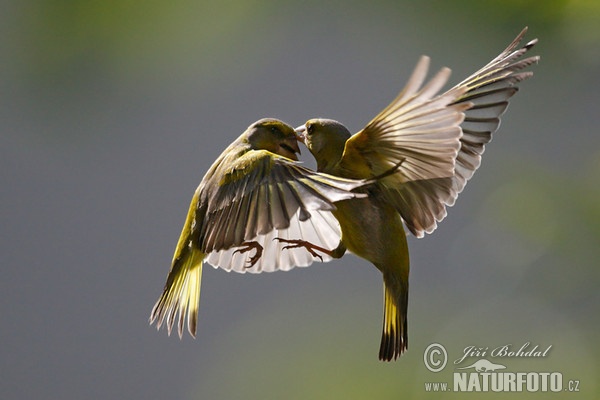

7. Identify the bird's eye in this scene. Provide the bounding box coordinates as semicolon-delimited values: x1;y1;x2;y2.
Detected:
306;123;314;135
270;126;279;134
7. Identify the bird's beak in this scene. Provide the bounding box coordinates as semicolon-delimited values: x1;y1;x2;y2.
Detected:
282;135;301;161
294;124;307;144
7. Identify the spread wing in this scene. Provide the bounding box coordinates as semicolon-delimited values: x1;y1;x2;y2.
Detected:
339;56;470;237
200;150;366;272
340;28;538;237
448;27;539;196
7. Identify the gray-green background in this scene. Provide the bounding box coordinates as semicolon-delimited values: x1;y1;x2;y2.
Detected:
1;1;598;399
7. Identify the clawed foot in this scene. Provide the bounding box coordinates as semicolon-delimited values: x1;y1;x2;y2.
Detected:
274;238;335;262
233;241;263;268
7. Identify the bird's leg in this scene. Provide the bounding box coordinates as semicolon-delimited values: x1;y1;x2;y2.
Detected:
274;238;345;262
233;241;263;268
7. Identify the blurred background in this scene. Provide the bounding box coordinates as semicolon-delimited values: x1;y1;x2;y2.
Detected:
1;0;599;399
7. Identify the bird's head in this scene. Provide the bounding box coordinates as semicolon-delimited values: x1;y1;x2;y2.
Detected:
246;118;301;161
295;119;351;172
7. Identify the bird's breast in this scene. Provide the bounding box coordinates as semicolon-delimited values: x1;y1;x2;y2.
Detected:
333;196;408;269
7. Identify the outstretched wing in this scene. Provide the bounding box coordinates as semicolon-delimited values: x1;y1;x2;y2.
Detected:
339;56;470;237
341;28;538;238
200;149;366;272
341;56;469;182
449;27;539;196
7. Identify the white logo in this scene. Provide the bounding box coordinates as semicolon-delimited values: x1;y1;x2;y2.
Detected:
423;343;447;373
423;342;581;393
456;359;506;372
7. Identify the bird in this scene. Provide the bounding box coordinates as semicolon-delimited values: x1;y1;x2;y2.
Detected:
149;118;392;338
289;28;539;360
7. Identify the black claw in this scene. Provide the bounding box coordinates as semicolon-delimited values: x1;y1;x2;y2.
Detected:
233;241;263;268
275;237;326;262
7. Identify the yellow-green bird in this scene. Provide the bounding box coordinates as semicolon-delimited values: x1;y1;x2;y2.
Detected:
291;28;538;360
150;118;383;338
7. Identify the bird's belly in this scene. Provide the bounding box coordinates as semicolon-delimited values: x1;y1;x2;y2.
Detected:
333;197;408;269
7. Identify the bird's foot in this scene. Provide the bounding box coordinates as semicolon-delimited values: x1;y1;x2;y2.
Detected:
233;241;263;268
274;238;336;262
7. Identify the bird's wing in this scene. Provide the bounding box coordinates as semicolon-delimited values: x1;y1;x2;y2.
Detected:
339;56;470;237
448;27;539;196
340;28;538;238
200;150;364;272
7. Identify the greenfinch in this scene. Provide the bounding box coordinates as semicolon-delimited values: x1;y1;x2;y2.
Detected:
150;118;383;337
292;28;539;360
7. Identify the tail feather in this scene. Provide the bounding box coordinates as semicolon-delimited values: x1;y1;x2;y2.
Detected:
379;275;408;361
150;191;205;338
150;247;204;338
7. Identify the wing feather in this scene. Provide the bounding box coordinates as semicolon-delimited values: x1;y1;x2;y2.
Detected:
201;150;369;271
341;28;538;237
449;27;539;195
342;57;468;184
338;57;467;237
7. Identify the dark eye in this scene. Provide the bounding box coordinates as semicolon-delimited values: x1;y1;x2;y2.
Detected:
270;126;279;134
306;123;314;135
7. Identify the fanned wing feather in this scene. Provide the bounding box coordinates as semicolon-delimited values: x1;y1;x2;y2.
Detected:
206;209;341;272
201;150;367;271
343;28;538;237
340;57;470;237
449;27;539;196
343;56;469;182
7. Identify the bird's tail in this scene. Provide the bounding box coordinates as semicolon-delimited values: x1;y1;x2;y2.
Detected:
379;273;408;361
150;193;204;338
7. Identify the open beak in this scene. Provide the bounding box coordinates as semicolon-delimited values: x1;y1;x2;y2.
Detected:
294;124;307;144
281;136;301;161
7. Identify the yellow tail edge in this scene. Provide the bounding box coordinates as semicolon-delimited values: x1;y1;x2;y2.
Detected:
150;248;204;338
379;276;408;361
